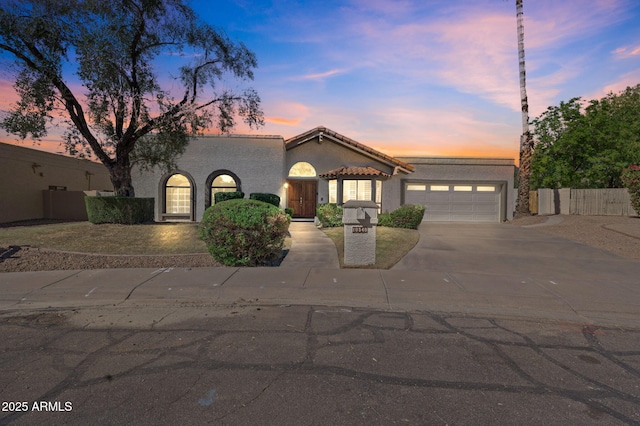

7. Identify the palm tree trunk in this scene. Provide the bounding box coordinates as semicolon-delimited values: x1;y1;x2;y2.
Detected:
515;0;533;216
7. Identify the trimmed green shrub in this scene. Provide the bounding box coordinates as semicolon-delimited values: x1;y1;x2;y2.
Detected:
317;203;343;227
285;207;294;217
378;212;393;227
199;199;290;266
249;193;280;207
214;191;244;204
85;196;154;224
379;204;425;229
621;165;640;215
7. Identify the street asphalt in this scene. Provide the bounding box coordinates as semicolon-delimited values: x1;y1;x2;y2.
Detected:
1;220;640;425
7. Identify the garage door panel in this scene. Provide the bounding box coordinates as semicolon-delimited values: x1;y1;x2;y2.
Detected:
452;194;473;202
475;206;498;217
474;194;498;202
403;182;502;222
451;204;473;212
429;204;453;212
430;193;453;202
451;213;476;221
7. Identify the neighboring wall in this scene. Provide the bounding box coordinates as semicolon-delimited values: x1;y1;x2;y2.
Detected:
537;188;637;216
0;142;112;223
132;135;286;222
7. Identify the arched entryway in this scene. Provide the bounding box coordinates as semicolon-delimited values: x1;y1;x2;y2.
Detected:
287;162;317;218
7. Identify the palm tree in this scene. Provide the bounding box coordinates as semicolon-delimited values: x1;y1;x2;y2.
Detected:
515;0;534;216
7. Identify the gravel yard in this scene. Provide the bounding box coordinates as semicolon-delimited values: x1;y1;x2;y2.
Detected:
1;215;639;272
509;214;640;260
0;246;219;272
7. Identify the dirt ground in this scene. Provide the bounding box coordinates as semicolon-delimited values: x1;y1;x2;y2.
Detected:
1;215;639;272
509;214;640;261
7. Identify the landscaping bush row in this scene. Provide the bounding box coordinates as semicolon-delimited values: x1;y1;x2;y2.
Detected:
214;191;244;204
249;193;281;207
213;191;281;207
316;203;425;229
85;196;154;224
622;165;640;215
378;204;425;229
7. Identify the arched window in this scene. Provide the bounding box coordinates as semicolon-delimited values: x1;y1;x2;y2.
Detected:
288;162;316;177
206;170;241;206
165;173;191;214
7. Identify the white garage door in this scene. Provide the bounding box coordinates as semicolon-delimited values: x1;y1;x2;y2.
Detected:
404;183;501;222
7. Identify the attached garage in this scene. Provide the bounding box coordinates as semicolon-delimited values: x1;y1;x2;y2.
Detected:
396;157;516;223
404;182;503;222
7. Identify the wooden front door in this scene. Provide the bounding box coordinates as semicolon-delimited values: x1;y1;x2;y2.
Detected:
287;180;317;218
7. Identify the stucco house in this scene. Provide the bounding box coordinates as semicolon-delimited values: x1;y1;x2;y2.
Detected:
132;126;516;223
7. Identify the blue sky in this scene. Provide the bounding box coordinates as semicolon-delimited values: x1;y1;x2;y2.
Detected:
2;0;640;160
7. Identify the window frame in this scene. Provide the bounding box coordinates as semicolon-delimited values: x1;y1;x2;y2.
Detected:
160;171;196;221
329;177;382;212
205;170;241;207
288;161;317;177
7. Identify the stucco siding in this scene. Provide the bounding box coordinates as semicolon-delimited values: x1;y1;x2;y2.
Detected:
132;135;286;222
381;177;403;213
286;136;395;176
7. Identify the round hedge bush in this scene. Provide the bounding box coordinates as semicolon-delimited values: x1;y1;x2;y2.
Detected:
199;198;290;266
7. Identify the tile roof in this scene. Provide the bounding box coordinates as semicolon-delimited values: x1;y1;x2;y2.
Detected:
318;166;391;179
285;126;414;173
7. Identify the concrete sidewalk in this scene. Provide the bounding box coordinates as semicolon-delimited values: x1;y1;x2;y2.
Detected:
1;264;639;328
279;221;339;268
1;222;639;328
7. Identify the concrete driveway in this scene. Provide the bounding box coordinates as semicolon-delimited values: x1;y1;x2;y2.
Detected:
392;222;640;325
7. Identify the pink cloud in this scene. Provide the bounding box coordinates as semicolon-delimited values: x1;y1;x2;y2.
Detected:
295;68;348;81
335;0;629;114
586;69;640;99
613;45;640;59
278;103;520;160
367;107;518;159
266;117;302;126
348;0;416;17
0;135;69;157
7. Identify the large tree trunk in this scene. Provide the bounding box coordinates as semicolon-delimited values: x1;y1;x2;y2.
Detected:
515;0;532;217
107;159;135;197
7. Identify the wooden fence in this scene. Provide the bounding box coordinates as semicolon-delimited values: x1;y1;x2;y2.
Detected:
529;191;538;214
534;188;637;216
569;189;637;216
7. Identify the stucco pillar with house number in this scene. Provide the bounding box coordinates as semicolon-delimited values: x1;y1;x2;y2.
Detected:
342;200;378;266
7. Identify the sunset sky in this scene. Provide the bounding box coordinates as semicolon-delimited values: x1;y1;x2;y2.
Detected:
1;0;640;161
